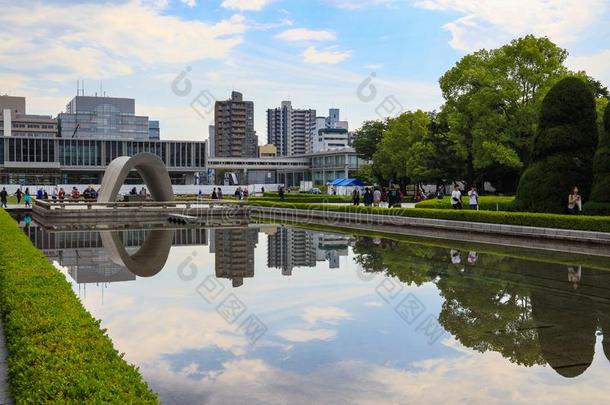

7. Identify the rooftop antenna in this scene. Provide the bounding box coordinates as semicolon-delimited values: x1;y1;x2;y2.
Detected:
76;80;79;96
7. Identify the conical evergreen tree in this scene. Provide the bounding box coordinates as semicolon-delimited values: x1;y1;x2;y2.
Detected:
515;77;597;213
586;103;610;214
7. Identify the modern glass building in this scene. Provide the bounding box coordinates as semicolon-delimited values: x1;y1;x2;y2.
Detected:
58;96;157;140
0;136;207;185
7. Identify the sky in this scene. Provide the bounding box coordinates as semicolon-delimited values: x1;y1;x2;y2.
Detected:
1;0;610;143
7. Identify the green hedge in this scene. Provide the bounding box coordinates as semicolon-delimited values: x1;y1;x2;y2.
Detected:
260;193;352;203
0;211;157;403
415;196;515;211
248;200;610;233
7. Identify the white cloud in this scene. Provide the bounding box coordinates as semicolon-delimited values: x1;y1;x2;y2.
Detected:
276;28;336;42
276;328;338;342
221;0;275;11
180;0;197;7
302;306;352;324
414;0;608;51
303;46;352;64
0;1;246;81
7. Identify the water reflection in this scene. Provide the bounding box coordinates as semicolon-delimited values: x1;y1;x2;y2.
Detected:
100;229;174;277
353;236;610;377
15;219;610;402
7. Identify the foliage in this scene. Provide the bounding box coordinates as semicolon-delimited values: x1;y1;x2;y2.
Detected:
515;77;597;213
439;35;570;190
588;102;610;208
415;195;516;211
352;119;387;160
370;110;462;186
248;200;610;233
0;211;158;403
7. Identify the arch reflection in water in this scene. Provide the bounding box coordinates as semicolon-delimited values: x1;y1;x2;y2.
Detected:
100;229;175;277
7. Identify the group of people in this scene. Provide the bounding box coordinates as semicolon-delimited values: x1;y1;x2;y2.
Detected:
233;187;249;200
352;187;403;208
210;188;224;200
0;187;32;208
451;185;480;210
129;187;148;198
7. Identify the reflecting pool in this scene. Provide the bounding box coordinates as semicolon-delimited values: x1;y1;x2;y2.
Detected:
16;216;610;404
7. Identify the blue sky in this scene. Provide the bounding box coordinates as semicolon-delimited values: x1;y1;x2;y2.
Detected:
1;0;609;141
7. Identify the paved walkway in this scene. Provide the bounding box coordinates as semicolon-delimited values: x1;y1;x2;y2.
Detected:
0;319;12;404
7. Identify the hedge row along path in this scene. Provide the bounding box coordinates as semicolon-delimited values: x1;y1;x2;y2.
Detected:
0;210;158;403
247;201;610;234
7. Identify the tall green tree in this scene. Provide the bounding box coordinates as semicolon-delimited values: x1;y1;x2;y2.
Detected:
439;35;569;191
587;102;610;213
352;119;387;160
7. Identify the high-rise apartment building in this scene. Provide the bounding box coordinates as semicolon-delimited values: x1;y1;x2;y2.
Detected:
267;101;316;157
57;95;158;140
214;91;258;158
0;96;58;138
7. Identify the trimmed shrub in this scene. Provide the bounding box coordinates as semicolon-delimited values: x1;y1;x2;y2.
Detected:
248;200;610;233
588;102;610;207
415;196;515;211
516;77;598;213
0;211;157;403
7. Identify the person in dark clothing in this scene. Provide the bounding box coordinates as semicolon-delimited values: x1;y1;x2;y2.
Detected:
352;188;361;206
1;187;7;208
15;188;22;204
279;186;285;201
211;188;218;199
363;188;373;206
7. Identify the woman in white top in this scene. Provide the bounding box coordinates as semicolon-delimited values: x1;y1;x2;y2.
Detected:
468;186;479;210
451;185;463;209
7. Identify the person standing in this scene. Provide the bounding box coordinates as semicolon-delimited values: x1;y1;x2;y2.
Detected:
24;188;31;207
52;186;58;202
217;188;223;200
278;186;285;201
468;186;479;210
451;185;463;209
211;188;218;199
568;186;581;214
0;187;7;208
15;188;22;204
352;188;360;206
373;188;381;207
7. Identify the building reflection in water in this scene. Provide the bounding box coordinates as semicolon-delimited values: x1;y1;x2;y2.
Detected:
210;227;259;288
267;227;355;275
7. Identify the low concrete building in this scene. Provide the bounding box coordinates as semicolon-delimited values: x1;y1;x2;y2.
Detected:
0;95;58;138
259;144;277;158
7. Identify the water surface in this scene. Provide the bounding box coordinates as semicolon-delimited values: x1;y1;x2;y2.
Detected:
18;217;610;404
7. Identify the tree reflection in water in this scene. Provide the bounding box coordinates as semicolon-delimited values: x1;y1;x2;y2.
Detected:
353;236;610;376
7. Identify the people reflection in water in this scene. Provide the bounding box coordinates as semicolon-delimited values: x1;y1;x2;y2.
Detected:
567;266;582;289
450;249;461;265
467;251;478;265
